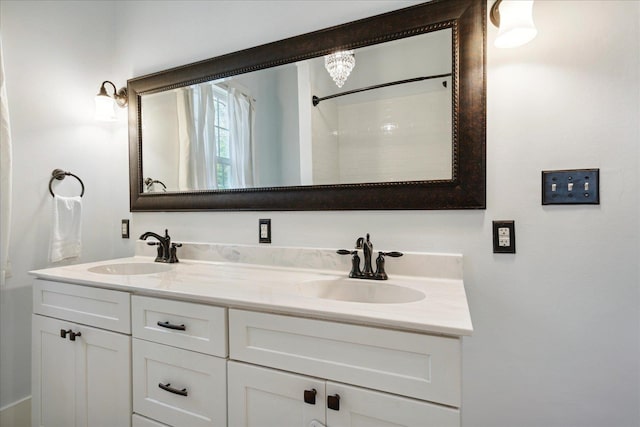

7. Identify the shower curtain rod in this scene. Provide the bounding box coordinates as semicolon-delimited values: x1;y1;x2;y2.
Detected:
312;72;452;107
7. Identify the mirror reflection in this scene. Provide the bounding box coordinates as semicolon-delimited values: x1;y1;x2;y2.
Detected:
141;29;452;193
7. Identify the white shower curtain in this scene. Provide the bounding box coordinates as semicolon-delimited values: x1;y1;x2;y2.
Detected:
0;38;12;286
228;88;255;188
176;84;218;191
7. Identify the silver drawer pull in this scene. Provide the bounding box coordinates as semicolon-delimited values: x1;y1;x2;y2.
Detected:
158;382;188;396
157;321;186;331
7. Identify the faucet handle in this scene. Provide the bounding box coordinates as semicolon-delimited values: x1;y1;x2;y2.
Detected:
146;241;164;261
381;251;403;258
336;249;363;278
373;251;403;280
168;243;182;263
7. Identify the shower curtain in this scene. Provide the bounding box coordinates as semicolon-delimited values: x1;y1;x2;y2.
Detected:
176;84;218;191
0;39;12;286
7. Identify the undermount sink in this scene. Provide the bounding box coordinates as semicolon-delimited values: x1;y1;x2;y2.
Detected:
87;262;172;275
297;278;425;304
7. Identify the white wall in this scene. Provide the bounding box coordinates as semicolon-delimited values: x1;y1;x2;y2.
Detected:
120;2;640;426
0;0;133;409
0;1;638;426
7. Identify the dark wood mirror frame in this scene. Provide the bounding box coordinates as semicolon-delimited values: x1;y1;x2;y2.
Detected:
128;0;485;211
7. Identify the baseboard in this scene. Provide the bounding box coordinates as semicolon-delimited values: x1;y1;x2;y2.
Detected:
0;396;30;427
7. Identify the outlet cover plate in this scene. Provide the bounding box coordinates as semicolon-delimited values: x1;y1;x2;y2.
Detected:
542;168;600;205
259;219;271;244
493;220;515;254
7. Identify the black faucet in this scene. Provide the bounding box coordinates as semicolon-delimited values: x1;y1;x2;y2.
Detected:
139;229;180;263
337;233;402;280
356;234;374;278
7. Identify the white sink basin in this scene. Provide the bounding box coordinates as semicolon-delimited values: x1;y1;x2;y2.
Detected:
87;262;173;275
297;278;425;304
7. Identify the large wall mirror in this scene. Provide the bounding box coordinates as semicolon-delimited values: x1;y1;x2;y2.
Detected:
129;0;486;211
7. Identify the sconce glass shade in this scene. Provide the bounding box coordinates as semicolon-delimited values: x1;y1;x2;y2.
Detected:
493;0;537;48
94;80;127;121
94;94;117;121
324;50;355;88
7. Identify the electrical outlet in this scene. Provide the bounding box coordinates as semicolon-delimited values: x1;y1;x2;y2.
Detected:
259;219;271;244
542;168;599;205
493;220;515;253
121;219;130;239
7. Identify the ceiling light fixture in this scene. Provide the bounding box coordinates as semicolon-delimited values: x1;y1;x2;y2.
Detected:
490;0;537;48
95;80;127;121
324;50;355;88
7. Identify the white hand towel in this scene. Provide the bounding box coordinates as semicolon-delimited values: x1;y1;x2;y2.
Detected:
50;195;82;262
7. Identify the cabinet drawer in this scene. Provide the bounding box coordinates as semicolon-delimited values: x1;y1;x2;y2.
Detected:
229;309;461;407
132;414;170;427
132;296;227;357
133;339;226;427
33;280;130;333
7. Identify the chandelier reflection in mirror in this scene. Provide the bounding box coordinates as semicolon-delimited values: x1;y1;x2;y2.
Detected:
324;50;355;88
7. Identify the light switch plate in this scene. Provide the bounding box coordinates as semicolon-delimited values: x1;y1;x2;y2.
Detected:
121;219;129;239
259;219;271;244
493;220;515;253
542;168;599;205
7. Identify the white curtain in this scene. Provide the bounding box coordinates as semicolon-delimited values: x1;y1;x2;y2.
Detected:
228;88;255;188
0;38;12;286
176;84;217;191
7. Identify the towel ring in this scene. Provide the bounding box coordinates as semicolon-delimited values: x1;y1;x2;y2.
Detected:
49;169;85;197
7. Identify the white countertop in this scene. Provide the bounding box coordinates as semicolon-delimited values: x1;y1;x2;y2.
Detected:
30;255;473;336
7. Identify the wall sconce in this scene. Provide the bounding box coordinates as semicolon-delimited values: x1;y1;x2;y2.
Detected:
490;0;537;48
95;80;127;121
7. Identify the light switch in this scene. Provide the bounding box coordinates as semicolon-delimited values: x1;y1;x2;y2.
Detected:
542;169;599;205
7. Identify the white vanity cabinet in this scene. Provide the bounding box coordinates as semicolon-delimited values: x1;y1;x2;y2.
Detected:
31;254;470;427
228;309;462;427
31;280;131;427
131;295;228;427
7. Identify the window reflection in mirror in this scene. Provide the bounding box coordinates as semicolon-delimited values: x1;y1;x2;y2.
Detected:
140;29;452;193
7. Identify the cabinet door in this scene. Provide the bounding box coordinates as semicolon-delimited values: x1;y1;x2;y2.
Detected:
32;315;78;427
32;314;131;427
326;382;460;427
228;361;326;427
79;322;131;427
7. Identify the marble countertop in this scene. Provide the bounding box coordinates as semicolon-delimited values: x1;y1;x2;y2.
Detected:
30;251;473;337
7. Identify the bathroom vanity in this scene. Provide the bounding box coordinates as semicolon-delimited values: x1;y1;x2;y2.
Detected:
30;243;472;427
